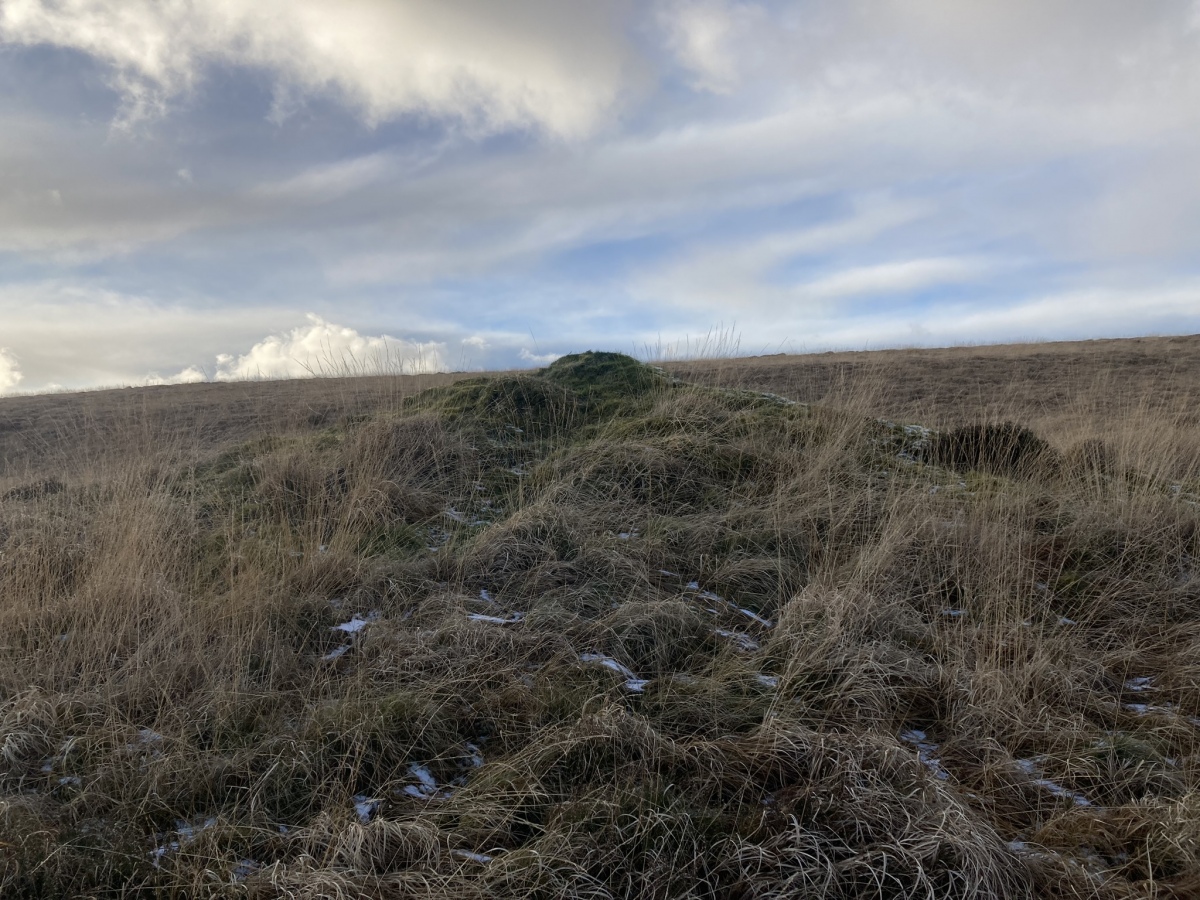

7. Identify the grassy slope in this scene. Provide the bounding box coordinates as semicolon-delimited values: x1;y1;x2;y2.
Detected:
1;348;1198;898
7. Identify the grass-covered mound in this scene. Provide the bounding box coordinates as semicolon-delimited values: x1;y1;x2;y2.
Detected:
1;353;1199;898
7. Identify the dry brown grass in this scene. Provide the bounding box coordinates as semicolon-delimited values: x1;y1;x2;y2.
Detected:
1;340;1198;898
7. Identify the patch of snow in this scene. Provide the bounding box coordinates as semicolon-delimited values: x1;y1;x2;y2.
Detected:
58;775;81;787
176;818;218;841
353;795;383;823
579;653;649;692
1016;758;1091;807
464;743;485;769
900;729;950;781
479;589;496;604
738;608;774;628
151;817;217;867
756;674;779;689
1057;616;1078;626
940;608;967;618
617;531;639;540
713;628;760;652
1120;701;1195;722
685;581;701;590
401;763;453;800
467;612;524;625
410;764;437;792
1124;676;1155;693
333;611;381;634
580;653;637;679
321;644;352;662
426;527;452;551
759;392;797;406
452;849;494;864
659;569;679;577
232;860;259;883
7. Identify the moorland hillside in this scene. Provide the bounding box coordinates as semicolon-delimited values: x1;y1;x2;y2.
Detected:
1;340;1198;898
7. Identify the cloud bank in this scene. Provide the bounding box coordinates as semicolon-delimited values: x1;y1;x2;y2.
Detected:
0;349;22;394
150;315;448;384
0;0;632;136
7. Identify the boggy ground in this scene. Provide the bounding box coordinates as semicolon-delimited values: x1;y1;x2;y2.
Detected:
1;350;1199;898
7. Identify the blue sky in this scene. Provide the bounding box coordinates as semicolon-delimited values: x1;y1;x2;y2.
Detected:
2;0;1199;392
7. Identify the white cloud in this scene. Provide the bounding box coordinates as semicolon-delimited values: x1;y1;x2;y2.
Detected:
144;365;207;386
0;348;23;393
0;0;632;137
519;348;562;365
658;0;762;93
178;314;447;381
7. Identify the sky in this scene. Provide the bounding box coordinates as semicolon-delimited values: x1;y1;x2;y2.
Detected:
2;0;1200;393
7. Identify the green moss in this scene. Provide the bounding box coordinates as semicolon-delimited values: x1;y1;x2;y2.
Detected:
540;351;662;400
407;375;580;438
359;522;425;559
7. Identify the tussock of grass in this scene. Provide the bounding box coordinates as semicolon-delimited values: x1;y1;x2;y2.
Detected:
2;348;1200;898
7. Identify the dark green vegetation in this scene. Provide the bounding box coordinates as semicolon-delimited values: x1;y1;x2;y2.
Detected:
2;351;1199;898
